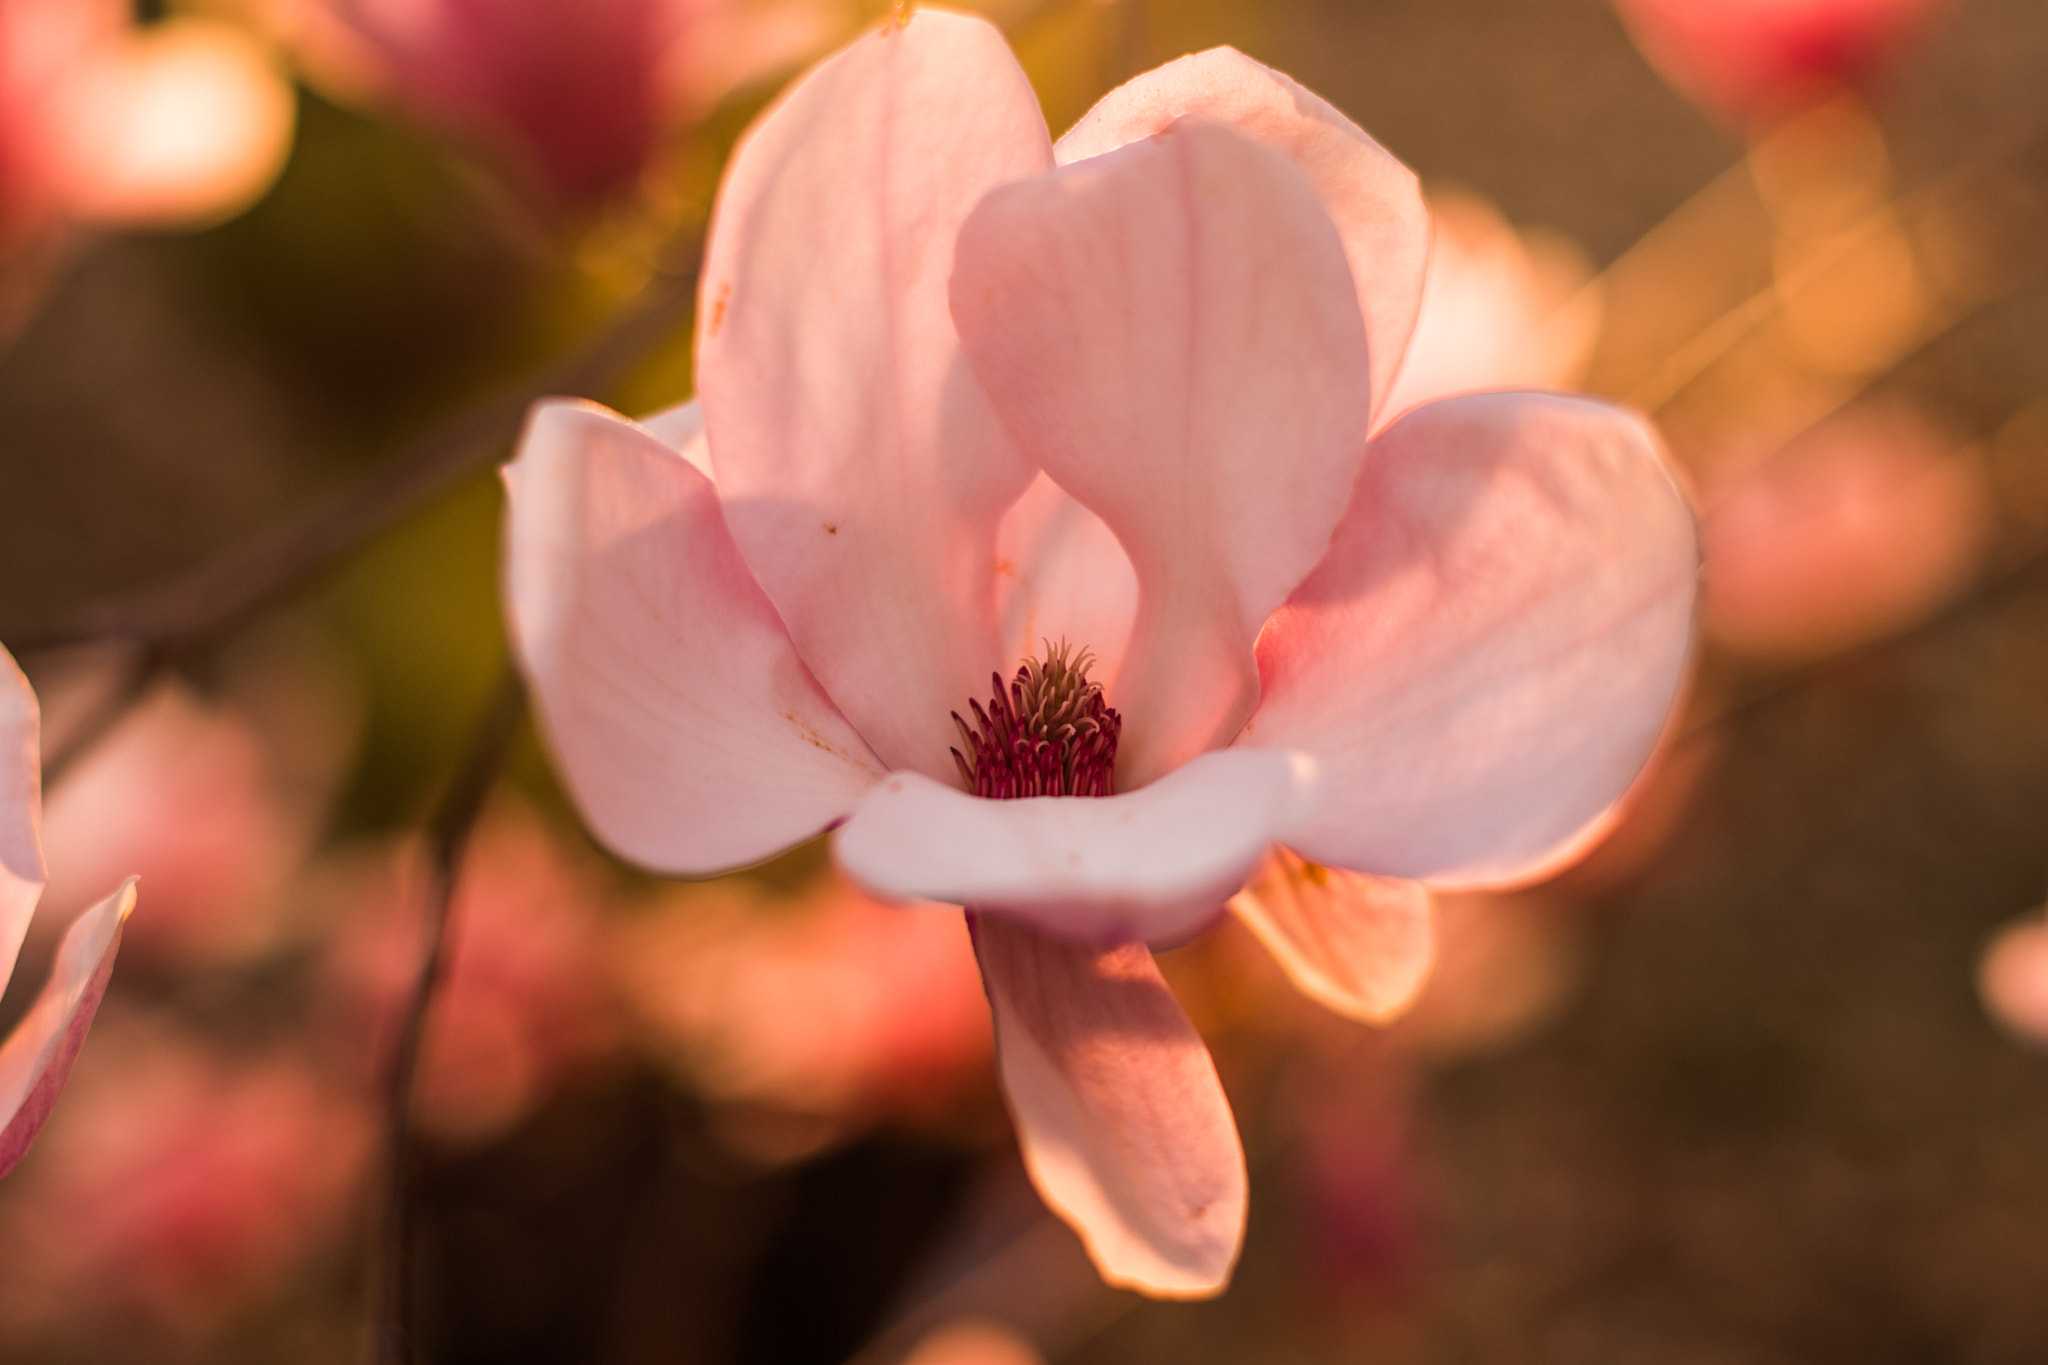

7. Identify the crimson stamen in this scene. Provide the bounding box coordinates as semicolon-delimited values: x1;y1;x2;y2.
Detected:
950;641;1121;800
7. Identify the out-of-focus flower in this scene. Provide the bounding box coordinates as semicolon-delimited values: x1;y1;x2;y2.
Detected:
0;1014;372;1333
0;644;134;1179
901;1318;1046;1365
255;0;829;208
1277;1056;1420;1299
325;808;620;1145
1979;910;2048;1047
0;0;292;249
1610;0;1949;124
36;684;317;965
503;13;1699;1296
1387;894;1588;1063
1702;401;1989;661
1376;189;1601;423
610;873;990;1145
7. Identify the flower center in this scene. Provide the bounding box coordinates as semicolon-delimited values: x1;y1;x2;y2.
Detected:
950;642;1121;800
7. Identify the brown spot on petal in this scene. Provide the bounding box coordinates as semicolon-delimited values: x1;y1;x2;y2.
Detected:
707;283;731;337
823;522;839;535
779;710;880;773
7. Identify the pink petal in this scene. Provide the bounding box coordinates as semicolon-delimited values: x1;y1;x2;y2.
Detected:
1229;848;1434;1024
694;10;1052;778
834;748;1320;947
1055;47;1429;424
972;914;1245;1298
1375;190;1603;423
503;400;884;876
952;118;1374;788
0;647;47;987
1245;392;1699;887
0;877;134;1177
994;474;1138;685
635;397;713;477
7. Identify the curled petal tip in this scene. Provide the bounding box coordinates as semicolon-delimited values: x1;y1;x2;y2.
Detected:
1231;851;1434;1025
0;876;136;1179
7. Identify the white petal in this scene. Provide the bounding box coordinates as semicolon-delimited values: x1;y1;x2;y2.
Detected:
835;748;1319;946
636;398;713;478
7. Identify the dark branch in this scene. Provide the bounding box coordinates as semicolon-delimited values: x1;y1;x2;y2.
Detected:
36;645;168;790
370;666;527;1365
12;244;699;659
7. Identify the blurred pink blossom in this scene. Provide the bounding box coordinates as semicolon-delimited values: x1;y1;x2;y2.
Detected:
1610;0;1949;122
1209;892;1583;1299
0;1016;372;1332
1293;1072;1423;1299
1376;189;1601;424
610;874;991;1138
1387;894;1588;1063
0;645;134;1181
258;0;829;207
1702;402;1989;661
37;685;308;965
901;1319;1047;1365
503;14;1698;1296
0;0;292;250
1979;911;2048;1047
325;808;621;1145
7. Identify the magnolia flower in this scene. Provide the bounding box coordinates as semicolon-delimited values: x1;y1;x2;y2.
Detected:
503;10;1698;1296
1609;0;1947;123
0;644;136;1178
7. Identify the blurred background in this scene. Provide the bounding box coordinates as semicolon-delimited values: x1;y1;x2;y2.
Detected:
7;0;2048;1360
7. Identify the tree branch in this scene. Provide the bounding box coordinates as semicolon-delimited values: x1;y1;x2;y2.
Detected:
369;665;527;1365
12;246;699;658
